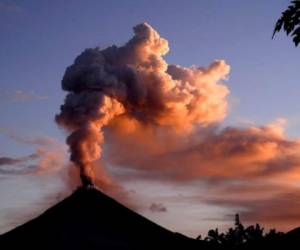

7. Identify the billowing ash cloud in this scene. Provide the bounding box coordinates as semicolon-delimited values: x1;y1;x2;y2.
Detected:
56;23;230;187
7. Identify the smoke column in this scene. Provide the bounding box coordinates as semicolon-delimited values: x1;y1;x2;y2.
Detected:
56;23;230;187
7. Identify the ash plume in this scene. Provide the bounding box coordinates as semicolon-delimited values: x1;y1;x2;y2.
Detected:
55;22;230;187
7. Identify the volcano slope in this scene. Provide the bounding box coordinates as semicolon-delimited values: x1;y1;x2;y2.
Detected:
0;187;212;250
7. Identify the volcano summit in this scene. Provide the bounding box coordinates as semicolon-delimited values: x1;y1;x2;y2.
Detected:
0;187;205;250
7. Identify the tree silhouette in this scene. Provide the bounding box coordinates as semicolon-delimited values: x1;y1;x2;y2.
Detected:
198;214;283;248
273;0;300;46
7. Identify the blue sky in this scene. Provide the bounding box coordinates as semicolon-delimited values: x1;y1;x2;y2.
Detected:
1;0;299;152
1;0;300;236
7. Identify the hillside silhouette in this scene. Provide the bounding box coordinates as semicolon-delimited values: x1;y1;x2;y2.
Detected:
0;187;300;250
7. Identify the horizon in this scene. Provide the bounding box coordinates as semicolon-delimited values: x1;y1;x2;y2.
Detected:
1;0;300;238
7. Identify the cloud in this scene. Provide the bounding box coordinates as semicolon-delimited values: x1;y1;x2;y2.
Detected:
105;119;300;183
0;128;57;147
0;154;39;174
0;154;37;166
150;202;167;213
0;130;68;175
10;90;48;103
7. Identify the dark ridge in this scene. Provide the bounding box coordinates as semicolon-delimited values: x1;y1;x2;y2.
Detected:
0;187;210;250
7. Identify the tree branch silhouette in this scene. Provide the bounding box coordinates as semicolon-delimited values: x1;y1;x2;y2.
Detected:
273;0;300;46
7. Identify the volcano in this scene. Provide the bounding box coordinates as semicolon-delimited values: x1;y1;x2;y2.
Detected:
0;187;208;250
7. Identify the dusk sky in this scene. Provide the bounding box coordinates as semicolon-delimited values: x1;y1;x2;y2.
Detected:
1;0;300;237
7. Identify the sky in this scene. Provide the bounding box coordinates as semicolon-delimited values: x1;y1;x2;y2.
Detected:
1;0;300;237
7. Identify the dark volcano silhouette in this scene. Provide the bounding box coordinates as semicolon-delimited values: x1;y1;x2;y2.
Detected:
2;187;300;250
0;187;210;250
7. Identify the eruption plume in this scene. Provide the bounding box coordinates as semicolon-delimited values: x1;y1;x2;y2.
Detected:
56;23;230;187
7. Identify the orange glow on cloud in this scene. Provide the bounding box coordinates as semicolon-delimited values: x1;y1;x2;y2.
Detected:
54;23;300;230
56;23;230;185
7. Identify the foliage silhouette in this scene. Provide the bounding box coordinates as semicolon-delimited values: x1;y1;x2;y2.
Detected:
273;0;300;46
197;214;283;248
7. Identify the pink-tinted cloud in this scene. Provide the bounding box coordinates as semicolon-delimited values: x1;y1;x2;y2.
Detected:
0;130;67;175
105;119;300;183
